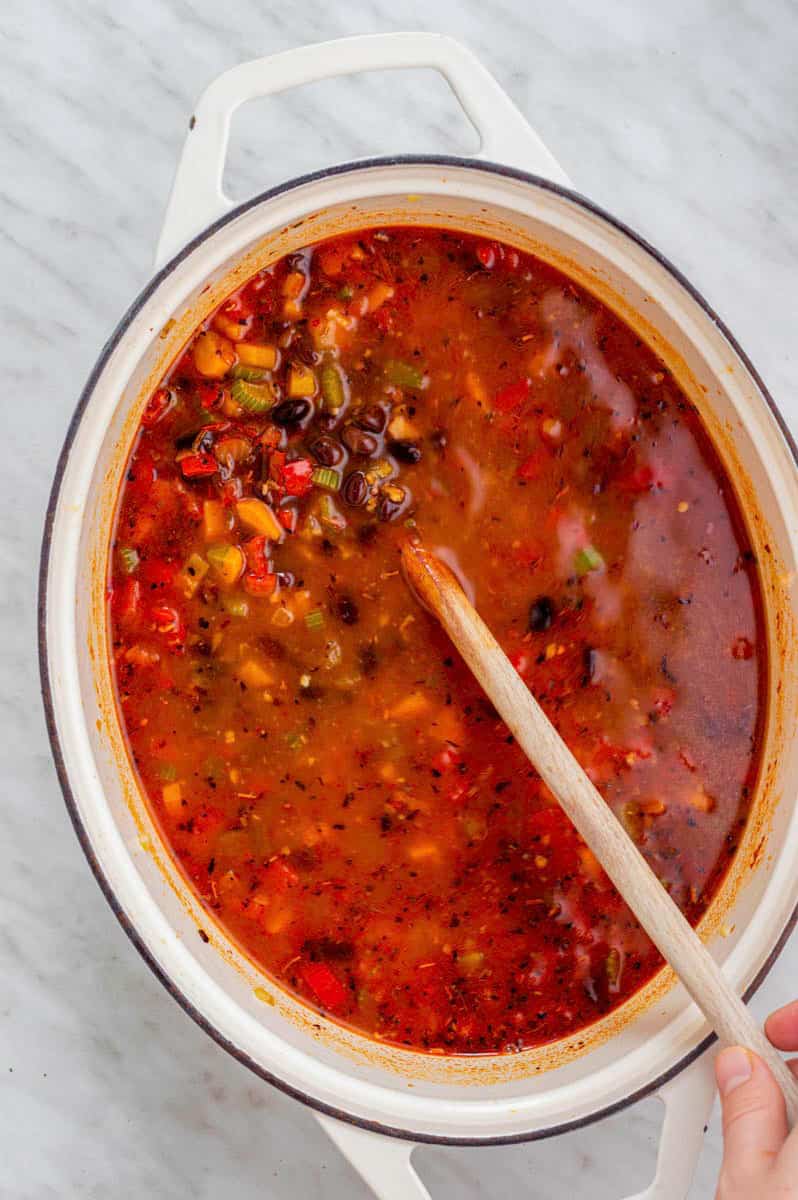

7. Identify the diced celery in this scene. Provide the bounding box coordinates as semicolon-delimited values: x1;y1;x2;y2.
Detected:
231;378;275;413
231;363;268;382
119;546;139;574
305;609;325;632
385;359;424;390
321;363;346;410
311;466;341;491
574;545;605;575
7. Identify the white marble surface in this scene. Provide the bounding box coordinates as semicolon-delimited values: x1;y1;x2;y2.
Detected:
2;1;797;1197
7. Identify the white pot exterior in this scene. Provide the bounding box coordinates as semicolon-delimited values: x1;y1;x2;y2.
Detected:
39;33;798;1200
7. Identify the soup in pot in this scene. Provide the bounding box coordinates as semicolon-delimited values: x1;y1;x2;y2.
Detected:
108;227;763;1053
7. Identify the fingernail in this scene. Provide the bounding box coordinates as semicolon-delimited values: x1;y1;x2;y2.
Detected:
716;1047;753;1096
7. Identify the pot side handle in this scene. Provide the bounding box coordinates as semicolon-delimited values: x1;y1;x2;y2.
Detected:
315;1050;718;1200
154;31;570;268
315;1113;431;1200
622;1049;718;1200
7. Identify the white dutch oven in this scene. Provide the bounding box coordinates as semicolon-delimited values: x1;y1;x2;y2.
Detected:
39;33;798;1200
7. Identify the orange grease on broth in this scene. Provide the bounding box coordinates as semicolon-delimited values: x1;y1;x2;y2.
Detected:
107;227;765;1055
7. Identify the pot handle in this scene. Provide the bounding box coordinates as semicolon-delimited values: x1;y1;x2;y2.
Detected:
315;1050;717;1200
155;32;569;267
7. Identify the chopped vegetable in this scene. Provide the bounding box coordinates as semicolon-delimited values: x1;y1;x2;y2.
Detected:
321;363;347;410
193;330;236;379
574;545;605;575
305;609;325;632
179;452;218;479
231;378;275;413
119;546;139;574
236;342;278;368
207;543;245;585
287;363;317;398
236;497;283;540
385;359;424;390
231;363;268;382
311;466;341;492
202;501;229;543
162;781;183;815
280;458;314;497
178;553;209;597
301;961;348;1011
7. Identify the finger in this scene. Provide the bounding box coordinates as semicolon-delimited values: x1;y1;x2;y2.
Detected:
715;1047;787;1187
765;1000;798;1052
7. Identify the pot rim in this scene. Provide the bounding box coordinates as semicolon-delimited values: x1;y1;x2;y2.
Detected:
38;153;798;1146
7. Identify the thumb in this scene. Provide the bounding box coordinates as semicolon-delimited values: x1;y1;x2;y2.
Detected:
716;1046;787;1189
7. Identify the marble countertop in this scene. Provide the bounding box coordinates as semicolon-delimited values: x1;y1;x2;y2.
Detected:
3;1;797;1197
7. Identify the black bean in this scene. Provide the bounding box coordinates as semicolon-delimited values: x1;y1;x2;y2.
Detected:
272;398;312;426
378;496;402;522
310;435;344;466
528;596;554;632
355;405;387;433
342;426;378;456
336;594;359;625
342;470;368;506
389;438;422;464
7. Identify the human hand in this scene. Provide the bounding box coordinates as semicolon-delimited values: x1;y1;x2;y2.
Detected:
715;999;798;1198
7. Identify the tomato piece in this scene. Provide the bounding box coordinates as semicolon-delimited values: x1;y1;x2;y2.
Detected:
493;378;531;413
281;458;314;497
179;452;218;479
243;572;277;597
141;388;173;428
301;961;348;1011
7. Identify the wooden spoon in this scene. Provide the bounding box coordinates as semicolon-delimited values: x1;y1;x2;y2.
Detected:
401;540;798;1122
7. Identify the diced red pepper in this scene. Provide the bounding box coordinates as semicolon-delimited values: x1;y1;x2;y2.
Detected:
476;243;496;269
281;458;314;497
243;572;277;597
278;507;297;533
179;452;218;479
150;604;186;647
111;578;141;625
301;961;348;1011
141;388;173;428
493;378;531;414
243;536;270;576
197;381;224;411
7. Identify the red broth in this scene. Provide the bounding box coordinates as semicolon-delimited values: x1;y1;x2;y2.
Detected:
108;227;763;1054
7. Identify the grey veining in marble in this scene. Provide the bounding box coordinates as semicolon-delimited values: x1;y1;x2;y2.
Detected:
1;1;797;1197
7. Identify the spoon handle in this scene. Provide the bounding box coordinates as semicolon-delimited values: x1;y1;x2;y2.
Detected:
402;542;798;1123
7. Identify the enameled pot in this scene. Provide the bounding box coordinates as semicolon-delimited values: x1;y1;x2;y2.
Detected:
39;33;798;1200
